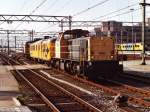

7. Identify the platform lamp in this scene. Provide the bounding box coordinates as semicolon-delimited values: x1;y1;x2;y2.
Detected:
130;8;135;60
130;8;134;45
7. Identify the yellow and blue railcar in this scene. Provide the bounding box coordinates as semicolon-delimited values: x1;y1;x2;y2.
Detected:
116;43;143;51
116;43;143;60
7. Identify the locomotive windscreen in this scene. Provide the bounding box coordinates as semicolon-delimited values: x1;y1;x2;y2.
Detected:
63;29;89;39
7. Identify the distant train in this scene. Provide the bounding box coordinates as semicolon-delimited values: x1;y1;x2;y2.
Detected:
24;29;123;79
116;43;143;51
116;42;150;60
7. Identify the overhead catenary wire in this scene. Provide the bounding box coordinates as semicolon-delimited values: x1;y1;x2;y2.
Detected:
39;0;73;32
100;7;141;21
41;0;60;14
92;3;138;20
72;0;110;17
52;0;73;14
29;0;47;15
14;0;48;30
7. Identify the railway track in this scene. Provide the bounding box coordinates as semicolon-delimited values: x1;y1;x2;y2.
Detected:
40;68;150;111
1;53;148;112
2;55;103;112
34;69;144;112
18;69;103;112
97;78;150;106
97;77;150;97
118;73;150;89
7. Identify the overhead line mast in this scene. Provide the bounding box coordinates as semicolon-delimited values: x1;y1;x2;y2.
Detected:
140;0;150;65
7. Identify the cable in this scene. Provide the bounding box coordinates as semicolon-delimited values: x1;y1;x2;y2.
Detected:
52;0;72;14
30;0;47;15
72;0;110;17
14;0;48;30
92;3;138;20
100;7;141;21
41;0;60;14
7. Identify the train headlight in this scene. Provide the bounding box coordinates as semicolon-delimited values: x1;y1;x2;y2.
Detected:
111;56;113;59
88;62;92;66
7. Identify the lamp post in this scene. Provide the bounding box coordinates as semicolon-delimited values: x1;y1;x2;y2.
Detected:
140;0;146;65
130;9;134;44
7;30;10;55
130;8;135;59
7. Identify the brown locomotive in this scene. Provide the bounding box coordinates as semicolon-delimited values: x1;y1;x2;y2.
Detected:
25;29;123;79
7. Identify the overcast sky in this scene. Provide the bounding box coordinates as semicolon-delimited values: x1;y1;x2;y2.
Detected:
0;0;149;32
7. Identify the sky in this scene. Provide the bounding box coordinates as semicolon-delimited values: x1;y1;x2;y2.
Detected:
0;0;150;47
0;0;149;32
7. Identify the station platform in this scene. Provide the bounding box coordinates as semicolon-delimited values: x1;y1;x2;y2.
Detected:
120;60;150;77
0;65;32;111
0;65;19;91
6;64;50;71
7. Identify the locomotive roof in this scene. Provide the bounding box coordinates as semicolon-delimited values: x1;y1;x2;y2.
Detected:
63;29;89;36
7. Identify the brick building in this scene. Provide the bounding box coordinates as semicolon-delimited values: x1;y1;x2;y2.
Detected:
94;20;150;46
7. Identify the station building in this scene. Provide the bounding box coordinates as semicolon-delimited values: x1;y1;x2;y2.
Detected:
94;20;150;46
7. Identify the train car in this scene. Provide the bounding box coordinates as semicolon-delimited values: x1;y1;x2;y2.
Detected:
40;38;55;62
116;43;143;51
29;38;55;63
27;29;123;79
24;41;31;58
51;29;123;79
116;43;143;60
30;41;39;59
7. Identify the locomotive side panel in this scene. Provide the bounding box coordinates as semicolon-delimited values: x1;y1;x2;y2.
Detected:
55;34;69;59
68;38;88;61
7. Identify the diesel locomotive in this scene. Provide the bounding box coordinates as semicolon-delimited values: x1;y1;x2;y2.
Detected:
25;29;123;79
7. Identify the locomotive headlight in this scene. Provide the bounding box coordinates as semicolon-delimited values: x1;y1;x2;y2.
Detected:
88;62;92;66
111;56;114;59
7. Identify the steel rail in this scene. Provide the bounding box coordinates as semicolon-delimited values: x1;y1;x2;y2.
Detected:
52;69;150;108
105;79;150;98
1;54;60;112
42;68;143;112
24;69;103;112
15;70;61;112
5;55;103;112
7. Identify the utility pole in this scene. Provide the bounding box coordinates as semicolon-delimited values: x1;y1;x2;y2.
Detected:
61;20;64;32
130;8;135;60
1;39;3;52
31;30;34;41
7;30;10;55
121;29;123;44
29;30;34;41
140;0;150;65
15;36;16;53
69;16;72;31
130;8;134;45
